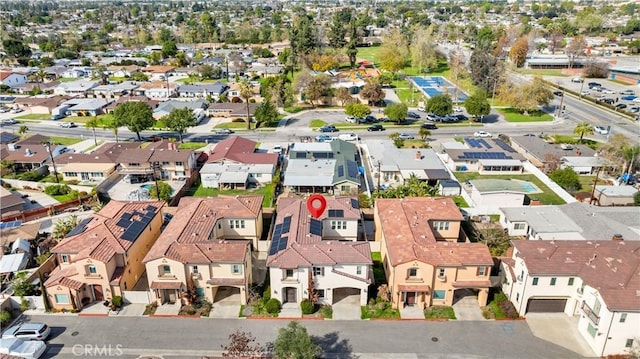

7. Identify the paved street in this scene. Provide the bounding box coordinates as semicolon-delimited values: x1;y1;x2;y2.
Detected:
27;315;587;359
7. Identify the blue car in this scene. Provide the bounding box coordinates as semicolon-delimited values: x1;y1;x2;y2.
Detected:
621;95;637;101
315;134;334;142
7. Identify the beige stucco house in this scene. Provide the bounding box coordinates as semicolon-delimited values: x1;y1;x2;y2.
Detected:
45;201;164;311
375;197;493;310
142;196;263;306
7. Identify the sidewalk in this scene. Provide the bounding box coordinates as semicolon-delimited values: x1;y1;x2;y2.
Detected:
67;139;101;153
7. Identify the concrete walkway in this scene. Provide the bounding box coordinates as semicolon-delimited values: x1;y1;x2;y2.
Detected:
67;139;100;153
154;302;181;316
400;306;424;319
278;303;302;318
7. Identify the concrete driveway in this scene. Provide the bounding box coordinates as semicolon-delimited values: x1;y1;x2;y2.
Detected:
209;288;241;319
526;313;596;357
332;292;361;320
452;293;485;321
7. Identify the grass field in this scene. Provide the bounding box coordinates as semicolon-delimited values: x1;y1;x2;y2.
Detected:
424;306;456;320
48;136;84;145
188;182;274;207
355;46;382;64
453;172;566;205
578;175;610;194
213;121;249;129
16;113;50;120
310;119;327;128
178;142;207;150
498;108;553;122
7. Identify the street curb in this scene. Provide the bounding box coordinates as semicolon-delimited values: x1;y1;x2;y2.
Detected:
150;314;200;318
78;313;108;317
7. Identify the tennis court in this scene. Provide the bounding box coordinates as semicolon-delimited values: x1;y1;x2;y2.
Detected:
410;76;468;103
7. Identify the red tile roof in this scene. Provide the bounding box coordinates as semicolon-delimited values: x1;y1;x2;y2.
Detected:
207;277;245;285
143;196;263;264
376;197;492;267
206;136;278;165
44;266;84;290
150;281;183;290
512;240;640;311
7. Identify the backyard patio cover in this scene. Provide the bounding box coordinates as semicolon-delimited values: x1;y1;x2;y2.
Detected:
150;281;183;290
0;253;28;274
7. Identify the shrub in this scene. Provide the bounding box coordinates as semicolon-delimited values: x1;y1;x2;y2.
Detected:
300;299;315;314
111;296;123;308
265;298;281;314
0;310;11;324
20;297;30;311
44;184;71;196
263;285;271;300
499;300;519;319
494;291;508;303
231;117;245;122
18;170;44;181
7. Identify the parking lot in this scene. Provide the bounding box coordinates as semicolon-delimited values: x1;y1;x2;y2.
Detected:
550;76;639;117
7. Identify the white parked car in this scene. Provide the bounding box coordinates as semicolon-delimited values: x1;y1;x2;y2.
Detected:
580;90;590;96
601;88;615;94
453;106;463;113
594;126;609;135
2;322;50;341
59;122;77;128
473;131;492;138
345;116;357;123
571;77;583;83
273;145;283;154
0;338;46;359
338;133;358;141
398;133;414;140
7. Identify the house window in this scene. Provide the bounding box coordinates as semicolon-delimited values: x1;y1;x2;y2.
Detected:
408;268;418;277
162;161;170;165
90;172;103;177
232;264;242;275
316;289;325;298
626;339;634;348
340;185;349;192
331;220;347;230
175;161;184;166
433;290;445;299
193;266;199;274
432;221;450;231
513;223;526;230
313;267;324;276
587;323;597;337
356;266;362;275
516;293;520;302
532;277;539;286
593;300;602;316
64;172;78;177
285;269;294;278
162;265;171;275
229;219;245;229
128;163;140;167
550;278;557;286
61;255;69;263
438;268;445;277
477;267;486;276
54;294;69;304
620;313;627;323
568;278;574;286
88;265;97;274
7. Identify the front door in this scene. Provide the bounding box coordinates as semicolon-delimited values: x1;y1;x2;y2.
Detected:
285;288;297;303
81;173;89;181
93;285;104;301
168;290;177;304
405;292;416;306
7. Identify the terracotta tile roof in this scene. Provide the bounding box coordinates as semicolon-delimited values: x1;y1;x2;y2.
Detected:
376;197;492;267
206;136;278;165
512;240;640;311
207;277;245;285
142;66;175;74
143;196;262;264
110;266;125;286
137;81;178;90
50;152;116;164
44;266;84;290
150;281;183;290
267;196;371;268
52;200;163;262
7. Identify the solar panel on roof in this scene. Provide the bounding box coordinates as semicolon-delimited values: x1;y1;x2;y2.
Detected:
282;216;291;233
351;198;359;209
328;209;344;218
274;224;282;236
66;218;92;238
122;221;145;241
0;220;22;230
478;139;492;149
145;205;157;212
116;218;131;228
121;213;132;221
268;237;280;255
337;165;344;177
277;237;288;250
494;139;515;152
346;161;358;178
310;219;322;236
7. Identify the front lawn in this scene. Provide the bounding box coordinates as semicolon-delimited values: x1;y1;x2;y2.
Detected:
498;108;553;122
189;182;274;207
424;306;456;320
48;136;84;146
178;142;207;150
453;172;566;205
452;195;469;208
549;135;600;151
214;121;249;129
16;113;50;120
361;301;400;319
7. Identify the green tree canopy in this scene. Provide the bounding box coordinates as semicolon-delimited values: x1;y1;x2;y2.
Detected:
426;94;453;116
345;103;371;118
253;100;279;126
162;40;178;58
383;103;408;123
573;122;594;144
464;91;491;119
163;107;196;143
113;101;155;141
273;322;320;359
360;78;385;105
378;28;408;74
549;168;581;194
149;181;173;202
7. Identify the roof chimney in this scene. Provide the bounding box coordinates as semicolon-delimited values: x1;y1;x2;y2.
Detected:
612;234;623;241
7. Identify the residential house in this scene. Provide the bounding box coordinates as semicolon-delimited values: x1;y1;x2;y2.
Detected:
0;132;19;144
176;82;228;100
152;99;207;120
0;135;63;174
499;202;640;241
375;197;493;309
364;139;450;188
0;186;24;214
141;65;175;81
143;196;263;306
245;62;283;78
12;81;61;95
509;136;596;172
283;140;360;195
53;79;99;97
61;67;92;79
226;82;260;103
63;98;113;116
561;156;609;176
267;196;372;306
133;81;178;99
593;186;639;206
44;200;164;311
91;82;140;98
0;71;28;88
208;103;258;118
200;136;278;189
501;240;639;357
14;96;70;115
468;179;542;210
441;138;525;174
0;221;40;254
116;140;198;183
48;152;118;183
106;65;140;78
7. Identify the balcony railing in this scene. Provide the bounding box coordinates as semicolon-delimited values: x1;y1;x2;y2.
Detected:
581;301;600;325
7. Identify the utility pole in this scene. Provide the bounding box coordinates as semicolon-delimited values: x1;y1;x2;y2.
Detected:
44;141;60;183
377;161;381;191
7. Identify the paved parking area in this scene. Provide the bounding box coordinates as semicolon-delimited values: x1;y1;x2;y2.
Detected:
452;295;485;321
209;288;241;319
526;313;596;357
332;294;361;320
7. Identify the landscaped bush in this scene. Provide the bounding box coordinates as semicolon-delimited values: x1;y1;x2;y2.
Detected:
231;117;244;122
18;170;44;181
300;299;315;315
498;300;519;319
265;298;281;314
111;296;123;308
44;184;71;196
0;309;12;324
262;285;271;300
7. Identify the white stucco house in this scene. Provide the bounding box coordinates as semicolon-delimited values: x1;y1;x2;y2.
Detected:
468;179;541;210
267;196;372;308
502;240;639;357
0;71;28;88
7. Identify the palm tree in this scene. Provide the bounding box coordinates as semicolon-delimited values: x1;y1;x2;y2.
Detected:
17;125;29;138
86;117;100;146
418;127;431;141
573;122;593;144
622;144;640;179
238;79;253;130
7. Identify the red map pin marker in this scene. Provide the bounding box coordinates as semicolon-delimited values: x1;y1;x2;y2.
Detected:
306;194;327;219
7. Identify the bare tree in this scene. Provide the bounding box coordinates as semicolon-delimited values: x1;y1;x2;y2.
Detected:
221;330;265;358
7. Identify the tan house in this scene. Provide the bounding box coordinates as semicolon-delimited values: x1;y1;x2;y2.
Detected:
116;140;198;183
375;197;493;309
49;152;118;183
143;196;263;306
45;200;164;311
